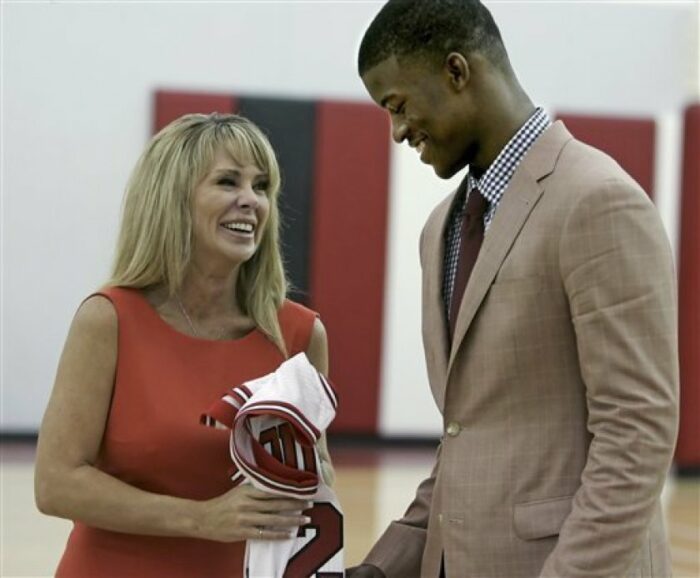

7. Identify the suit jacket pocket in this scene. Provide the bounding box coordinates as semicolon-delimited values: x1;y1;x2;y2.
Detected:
513;495;573;541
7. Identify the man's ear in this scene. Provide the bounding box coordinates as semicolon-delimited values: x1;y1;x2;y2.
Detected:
444;52;470;90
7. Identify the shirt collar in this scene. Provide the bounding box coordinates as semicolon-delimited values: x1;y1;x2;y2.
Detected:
466;107;551;205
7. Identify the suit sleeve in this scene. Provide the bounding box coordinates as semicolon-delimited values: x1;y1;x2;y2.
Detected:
541;178;679;577
363;444;441;577
363;221;440;577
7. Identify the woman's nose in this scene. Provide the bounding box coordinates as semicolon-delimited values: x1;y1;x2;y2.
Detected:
236;184;259;208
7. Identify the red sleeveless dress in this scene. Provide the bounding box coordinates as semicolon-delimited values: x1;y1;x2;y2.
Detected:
55;287;318;578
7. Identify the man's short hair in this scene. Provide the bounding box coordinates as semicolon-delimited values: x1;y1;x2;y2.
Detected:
358;0;507;76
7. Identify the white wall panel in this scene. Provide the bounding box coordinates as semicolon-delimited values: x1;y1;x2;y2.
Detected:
379;146;464;437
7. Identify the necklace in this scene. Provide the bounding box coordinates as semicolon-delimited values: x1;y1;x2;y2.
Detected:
174;293;226;339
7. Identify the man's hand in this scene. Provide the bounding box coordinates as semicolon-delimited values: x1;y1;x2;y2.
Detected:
346;564;386;578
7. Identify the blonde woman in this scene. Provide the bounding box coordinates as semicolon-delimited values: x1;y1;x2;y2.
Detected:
34;113;333;577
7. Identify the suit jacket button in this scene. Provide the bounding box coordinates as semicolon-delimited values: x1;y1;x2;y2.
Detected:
446;422;460;437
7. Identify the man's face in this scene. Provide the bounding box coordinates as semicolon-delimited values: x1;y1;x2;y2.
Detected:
361;54;477;179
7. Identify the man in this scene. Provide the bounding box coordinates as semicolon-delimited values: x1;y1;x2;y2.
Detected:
350;1;679;577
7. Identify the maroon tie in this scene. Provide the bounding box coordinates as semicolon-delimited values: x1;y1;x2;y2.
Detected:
449;188;488;340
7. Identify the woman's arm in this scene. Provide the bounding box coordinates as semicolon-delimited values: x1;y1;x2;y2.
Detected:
34;295;308;542
305;317;335;486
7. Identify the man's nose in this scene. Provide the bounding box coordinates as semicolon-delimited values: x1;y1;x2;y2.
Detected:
392;120;408;144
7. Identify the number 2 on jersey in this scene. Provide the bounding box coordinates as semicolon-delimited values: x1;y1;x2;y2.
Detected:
284;502;343;578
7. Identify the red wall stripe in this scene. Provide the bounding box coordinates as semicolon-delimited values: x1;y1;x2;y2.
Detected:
556;113;656;199
676;103;700;469
153;90;237;133
310;101;391;433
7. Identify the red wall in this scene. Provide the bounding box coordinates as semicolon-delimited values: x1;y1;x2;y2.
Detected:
676;104;700;471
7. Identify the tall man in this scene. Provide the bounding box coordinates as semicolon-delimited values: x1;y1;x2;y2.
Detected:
351;1;679;577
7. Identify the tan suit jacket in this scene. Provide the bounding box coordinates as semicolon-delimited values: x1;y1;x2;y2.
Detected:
365;122;679;578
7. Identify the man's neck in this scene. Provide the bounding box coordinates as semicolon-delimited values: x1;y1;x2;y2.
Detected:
472;96;536;175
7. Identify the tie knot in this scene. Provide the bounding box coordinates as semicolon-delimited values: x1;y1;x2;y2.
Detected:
465;188;488;219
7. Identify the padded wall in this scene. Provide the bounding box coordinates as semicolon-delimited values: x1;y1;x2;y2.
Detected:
676;103;700;472
556;114;656;199
310;101;391;433
154;90;236;132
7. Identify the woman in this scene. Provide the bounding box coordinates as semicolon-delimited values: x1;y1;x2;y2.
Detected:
34;113;333;577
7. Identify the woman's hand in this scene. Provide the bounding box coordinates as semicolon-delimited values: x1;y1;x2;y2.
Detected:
195;485;311;542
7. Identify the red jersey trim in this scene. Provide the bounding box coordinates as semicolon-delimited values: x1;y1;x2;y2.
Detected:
238;402;321;442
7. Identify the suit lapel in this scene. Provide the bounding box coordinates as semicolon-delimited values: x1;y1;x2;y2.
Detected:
446;121;572;375
422;180;468;409
447;172;543;372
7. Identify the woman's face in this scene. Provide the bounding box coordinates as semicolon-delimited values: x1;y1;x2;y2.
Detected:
190;148;271;272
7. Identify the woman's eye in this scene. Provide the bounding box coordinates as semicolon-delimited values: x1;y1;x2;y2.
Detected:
219;178;237;188
254;182;269;194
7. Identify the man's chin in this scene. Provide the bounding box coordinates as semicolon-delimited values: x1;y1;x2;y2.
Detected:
433;157;469;180
433;163;457;180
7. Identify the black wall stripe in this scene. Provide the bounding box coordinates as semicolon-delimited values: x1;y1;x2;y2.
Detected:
237;98;317;305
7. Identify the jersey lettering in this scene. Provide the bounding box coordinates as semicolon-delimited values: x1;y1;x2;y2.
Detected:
259;423;317;476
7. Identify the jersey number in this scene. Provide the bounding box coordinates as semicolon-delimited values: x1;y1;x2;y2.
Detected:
284;502;343;578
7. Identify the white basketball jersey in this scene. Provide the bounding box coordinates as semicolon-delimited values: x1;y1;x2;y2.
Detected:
201;353;345;578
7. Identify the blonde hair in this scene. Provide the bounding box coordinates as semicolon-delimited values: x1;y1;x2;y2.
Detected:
109;113;288;355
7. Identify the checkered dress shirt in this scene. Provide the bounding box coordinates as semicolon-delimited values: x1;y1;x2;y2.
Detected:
442;107;551;319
